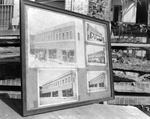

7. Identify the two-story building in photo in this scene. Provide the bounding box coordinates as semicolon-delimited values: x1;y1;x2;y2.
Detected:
88;72;106;92
30;21;77;65
88;49;105;64
87;23;104;43
40;70;77;100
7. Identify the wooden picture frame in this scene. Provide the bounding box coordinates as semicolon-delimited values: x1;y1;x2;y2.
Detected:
21;0;114;116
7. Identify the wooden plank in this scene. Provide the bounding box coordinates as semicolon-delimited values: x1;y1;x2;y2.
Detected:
108;96;150;105
114;82;150;93
0;91;21;99
111;43;150;47
0;99;149;119
0;29;20;35
0;85;21;91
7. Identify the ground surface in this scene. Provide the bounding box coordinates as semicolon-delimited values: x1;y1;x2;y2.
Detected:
135;105;150;117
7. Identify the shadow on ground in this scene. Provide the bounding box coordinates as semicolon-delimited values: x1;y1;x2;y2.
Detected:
0;94;22;116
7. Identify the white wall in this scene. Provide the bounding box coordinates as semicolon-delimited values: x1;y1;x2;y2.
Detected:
12;0;19;26
112;0;137;23
122;1;137;23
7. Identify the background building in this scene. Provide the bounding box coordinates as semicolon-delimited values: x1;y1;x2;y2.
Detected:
0;0;19;30
112;0;148;24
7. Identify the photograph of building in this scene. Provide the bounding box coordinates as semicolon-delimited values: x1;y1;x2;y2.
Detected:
39;69;78;106
24;5;86;68
25;6;86;68
86;45;106;65
86;22;105;44
29;21;78;68
87;71;107;93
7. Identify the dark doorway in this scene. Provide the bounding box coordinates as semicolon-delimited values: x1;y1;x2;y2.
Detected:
136;1;148;25
113;5;122;22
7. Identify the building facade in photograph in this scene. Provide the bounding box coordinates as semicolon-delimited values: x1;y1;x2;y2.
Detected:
87;23;104;43
40;70;77;99
30;21;77;65
88;49;105;64
88;72;106;92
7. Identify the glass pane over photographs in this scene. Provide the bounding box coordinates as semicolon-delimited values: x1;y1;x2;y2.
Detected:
38;69;78;107
21;1;113;116
26;5;85;68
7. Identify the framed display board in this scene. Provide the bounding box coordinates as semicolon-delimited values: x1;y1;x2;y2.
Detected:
21;0;114;116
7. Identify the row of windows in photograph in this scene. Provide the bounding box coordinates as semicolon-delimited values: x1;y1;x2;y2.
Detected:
42;75;75;90
89;82;105;88
40;88;73;98
89;73;106;88
32;30;74;43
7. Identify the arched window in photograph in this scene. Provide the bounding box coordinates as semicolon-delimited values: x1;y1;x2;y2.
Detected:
50;34;52;41
78;33;80;41
68;77;71;82
62;33;65;40
66;32;69;40
56;34;58;40
62;80;64;84
65;78;67;83
70;31;72;39
59;33;61;40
